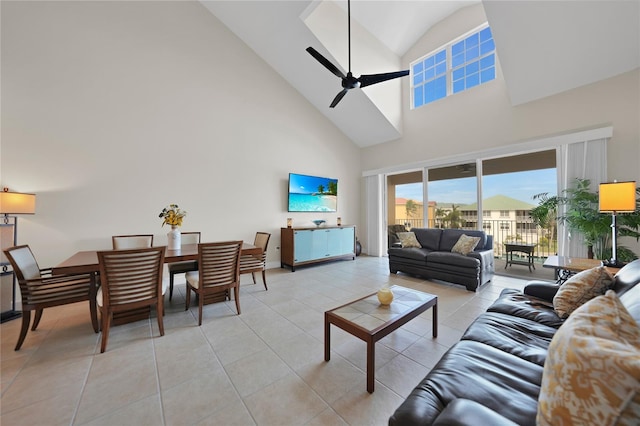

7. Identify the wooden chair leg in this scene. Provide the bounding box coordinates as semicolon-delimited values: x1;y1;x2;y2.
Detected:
100;311;112;353
15;311;31;351
261;270;268;291
157;302;165;336
251;272;256;285
185;285;191;311
234;287;241;315
198;292;204;326
31;309;44;331
169;272;175;301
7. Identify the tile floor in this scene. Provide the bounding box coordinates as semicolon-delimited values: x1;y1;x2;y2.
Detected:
1;256;529;425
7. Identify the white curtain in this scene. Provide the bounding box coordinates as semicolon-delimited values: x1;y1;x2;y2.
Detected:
365;174;385;256
557;138;608;257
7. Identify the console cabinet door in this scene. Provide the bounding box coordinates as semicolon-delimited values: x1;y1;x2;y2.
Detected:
339;227;355;254
293;230;313;262
311;229;329;259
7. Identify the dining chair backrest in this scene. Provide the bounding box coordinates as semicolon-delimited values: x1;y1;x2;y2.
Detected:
180;232;201;245
97;246;165;308
198;241;242;291
112;234;154;250
4;245;41;281
253;232;270;260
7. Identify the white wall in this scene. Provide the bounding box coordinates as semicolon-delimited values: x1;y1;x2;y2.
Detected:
360;3;640;255
1;1;361;267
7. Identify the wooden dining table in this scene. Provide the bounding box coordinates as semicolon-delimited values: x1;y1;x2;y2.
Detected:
53;243;261;330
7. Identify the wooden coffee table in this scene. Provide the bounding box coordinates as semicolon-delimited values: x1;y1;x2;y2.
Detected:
324;285;437;393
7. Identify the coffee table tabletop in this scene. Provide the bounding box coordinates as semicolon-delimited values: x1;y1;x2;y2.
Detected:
324;285;437;393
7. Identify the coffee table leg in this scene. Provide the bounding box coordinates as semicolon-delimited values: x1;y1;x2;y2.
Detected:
432;303;438;338
367;338;375;393
324;314;330;362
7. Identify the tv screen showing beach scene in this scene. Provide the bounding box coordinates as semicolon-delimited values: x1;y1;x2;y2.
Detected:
288;173;338;212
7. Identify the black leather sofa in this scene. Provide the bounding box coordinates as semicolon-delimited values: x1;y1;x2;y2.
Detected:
388;228;494;291
389;259;640;426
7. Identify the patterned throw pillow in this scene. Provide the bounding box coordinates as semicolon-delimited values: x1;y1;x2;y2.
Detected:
451;234;481;255
538;290;640;425
397;232;422;248
553;266;613;319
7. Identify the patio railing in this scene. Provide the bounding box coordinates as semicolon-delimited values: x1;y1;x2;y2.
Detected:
393;219;557;261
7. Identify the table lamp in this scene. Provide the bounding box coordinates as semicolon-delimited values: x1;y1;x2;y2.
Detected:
0;188;36;322
599;181;636;268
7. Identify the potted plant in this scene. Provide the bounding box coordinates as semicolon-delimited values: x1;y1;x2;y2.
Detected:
531;178;640;261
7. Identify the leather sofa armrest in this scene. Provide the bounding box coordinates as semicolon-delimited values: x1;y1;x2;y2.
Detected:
432;399;518;426
524;281;560;302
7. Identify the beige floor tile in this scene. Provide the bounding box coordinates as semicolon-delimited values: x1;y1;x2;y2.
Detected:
243;373;328;425
224;348;291;397
156;343;223;390
0;391;79;426
162;368;239;425
194;397;256;426
81;394;163;426
297;355;365;404
306;407;349;426
270;331;325;371
331;380;405;426
375;354;431;398
401;336;451;369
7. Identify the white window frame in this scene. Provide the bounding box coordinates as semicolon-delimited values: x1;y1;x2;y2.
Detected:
410;23;495;109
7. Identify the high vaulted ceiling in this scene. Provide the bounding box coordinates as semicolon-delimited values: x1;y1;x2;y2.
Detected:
201;1;639;148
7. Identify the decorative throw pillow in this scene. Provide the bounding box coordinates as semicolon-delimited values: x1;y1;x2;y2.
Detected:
537;290;640;425
451;234;481;255
397;232;422;248
553;266;613;319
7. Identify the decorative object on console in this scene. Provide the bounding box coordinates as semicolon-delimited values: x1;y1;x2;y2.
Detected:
599;181;637;268
159;204;186;250
377;285;394;305
0;188;36;323
337;217;341;226
287;218;293;228
312;219;326;227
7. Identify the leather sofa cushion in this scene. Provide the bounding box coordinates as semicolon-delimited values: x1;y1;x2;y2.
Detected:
428;251;480;268
439;229;487;252
390;340;542;426
387;247;430;261
412;228;443;251
488;289;564;328
462;312;556;366
432;399;519;426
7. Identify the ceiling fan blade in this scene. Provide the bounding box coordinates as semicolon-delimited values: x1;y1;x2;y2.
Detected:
306;47;346;79
330;89;349;108
358;70;409;88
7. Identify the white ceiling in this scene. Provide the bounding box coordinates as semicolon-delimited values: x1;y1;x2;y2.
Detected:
201;0;639;148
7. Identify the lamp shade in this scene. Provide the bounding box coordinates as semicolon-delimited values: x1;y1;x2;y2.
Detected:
0;192;36;214
599;181;636;213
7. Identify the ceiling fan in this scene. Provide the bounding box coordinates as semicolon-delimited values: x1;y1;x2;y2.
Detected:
306;0;409;108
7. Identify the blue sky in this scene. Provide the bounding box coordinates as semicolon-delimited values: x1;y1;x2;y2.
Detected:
396;168;557;205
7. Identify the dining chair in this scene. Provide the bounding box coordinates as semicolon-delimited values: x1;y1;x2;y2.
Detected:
112;234;154;250
167;231;201;301
4;245;96;351
96;246;166;353
185;241;242;325
240;232;270;290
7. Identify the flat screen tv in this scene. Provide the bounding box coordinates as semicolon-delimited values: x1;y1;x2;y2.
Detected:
288;173;338;212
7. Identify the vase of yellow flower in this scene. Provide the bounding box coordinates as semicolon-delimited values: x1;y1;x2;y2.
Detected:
159;204;187;250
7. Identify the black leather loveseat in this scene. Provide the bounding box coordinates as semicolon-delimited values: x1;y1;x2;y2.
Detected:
389;259;640;426
388;228;494;291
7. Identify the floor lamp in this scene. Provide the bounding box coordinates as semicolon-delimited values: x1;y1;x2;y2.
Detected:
0;189;36;323
599;181;636;268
